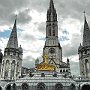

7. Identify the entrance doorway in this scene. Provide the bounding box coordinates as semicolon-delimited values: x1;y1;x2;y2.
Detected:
0;87;2;90
6;85;11;90
82;85;90;90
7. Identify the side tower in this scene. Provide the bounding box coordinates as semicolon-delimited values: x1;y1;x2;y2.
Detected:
78;12;90;78
0;49;3;74
43;0;62;69
1;17;23;80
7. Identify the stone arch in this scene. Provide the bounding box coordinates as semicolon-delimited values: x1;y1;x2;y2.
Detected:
0;86;2;90
60;70;62;73
63;70;65;72
4;60;10;79
22;83;29;90
82;84;90;90
37;82;46;90
66;70;68;72
6;84;11;90
11;60;16;79
70;84;76;90
55;83;63;90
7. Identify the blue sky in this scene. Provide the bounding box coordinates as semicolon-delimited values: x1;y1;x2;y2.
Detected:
0;30;10;38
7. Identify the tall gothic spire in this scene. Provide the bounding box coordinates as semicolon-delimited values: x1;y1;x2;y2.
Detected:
83;11;90;46
6;15;18;49
49;0;54;10
47;0;57;22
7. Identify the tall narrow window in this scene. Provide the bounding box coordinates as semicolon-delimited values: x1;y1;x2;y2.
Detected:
49;28;51;36
11;60;15;79
85;59;89;77
53;30;55;36
4;60;9;79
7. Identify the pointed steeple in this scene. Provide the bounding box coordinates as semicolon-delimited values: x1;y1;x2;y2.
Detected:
6;15;18;49
49;0;54;10
83;11;90;46
47;0;57;22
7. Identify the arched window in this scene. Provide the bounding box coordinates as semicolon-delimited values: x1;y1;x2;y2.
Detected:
66;70;68;72
6;85;11;90
4;60;10;79
0;86;2;90
63;70;65;72
60;70;62;73
55;83;63;90
49;28;51;36
22;83;29;90
37;82;46;90
85;59;89;77
12;83;16;90
53;30;55;36
41;73;45;77
11;60;15;79
70;84;76;90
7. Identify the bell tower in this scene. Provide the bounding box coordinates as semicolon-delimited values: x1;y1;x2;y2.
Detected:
43;0;62;69
78;12;90;78
1;16;23;80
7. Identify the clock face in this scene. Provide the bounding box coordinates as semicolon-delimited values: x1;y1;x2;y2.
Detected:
49;48;55;54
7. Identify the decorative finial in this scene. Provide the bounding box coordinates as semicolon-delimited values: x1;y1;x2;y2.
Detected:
83;11;86;21
13;15;17;29
83;11;85;16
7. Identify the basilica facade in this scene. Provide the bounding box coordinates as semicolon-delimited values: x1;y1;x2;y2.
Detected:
0;0;90;90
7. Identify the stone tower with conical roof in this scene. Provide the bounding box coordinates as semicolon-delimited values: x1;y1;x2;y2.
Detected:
43;0;62;70
78;12;90;78
1;16;23;80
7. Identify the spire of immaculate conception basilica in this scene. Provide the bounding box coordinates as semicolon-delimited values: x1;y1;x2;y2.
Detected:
42;0;70;75
83;11;90;47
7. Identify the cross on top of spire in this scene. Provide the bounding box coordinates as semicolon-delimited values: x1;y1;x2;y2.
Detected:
83;11;87;22
13;15;17;29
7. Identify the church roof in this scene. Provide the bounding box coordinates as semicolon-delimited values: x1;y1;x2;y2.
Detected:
83;12;90;47
6;16;18;49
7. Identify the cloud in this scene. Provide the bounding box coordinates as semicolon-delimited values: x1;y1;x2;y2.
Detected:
62;33;81;57
0;0;30;25
70;60;80;76
9;9;32;24
37;22;46;34
22;56;35;68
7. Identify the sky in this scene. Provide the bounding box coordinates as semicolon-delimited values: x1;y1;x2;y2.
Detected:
0;0;90;76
